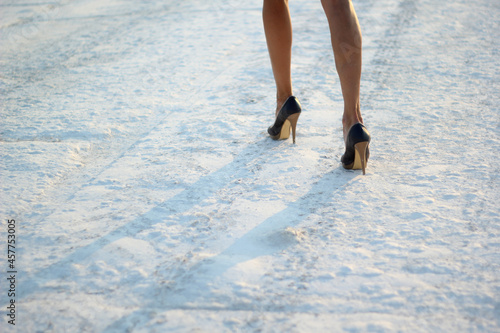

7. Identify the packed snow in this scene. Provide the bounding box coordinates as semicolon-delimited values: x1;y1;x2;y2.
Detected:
1;0;499;332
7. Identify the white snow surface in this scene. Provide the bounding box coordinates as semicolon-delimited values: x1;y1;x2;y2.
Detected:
1;0;499;332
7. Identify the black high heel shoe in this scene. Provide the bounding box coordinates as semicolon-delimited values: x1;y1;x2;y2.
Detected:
267;96;301;143
341;123;371;175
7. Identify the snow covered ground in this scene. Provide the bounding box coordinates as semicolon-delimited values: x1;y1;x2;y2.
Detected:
1;0;499;331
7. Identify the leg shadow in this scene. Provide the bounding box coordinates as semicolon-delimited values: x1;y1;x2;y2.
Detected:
103;165;362;331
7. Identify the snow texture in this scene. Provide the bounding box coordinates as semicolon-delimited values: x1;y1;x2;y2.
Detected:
1;0;499;332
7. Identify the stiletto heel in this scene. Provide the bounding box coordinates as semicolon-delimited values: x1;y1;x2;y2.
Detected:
287;112;300;143
268;96;301;143
354;141;369;175
341;123;371;174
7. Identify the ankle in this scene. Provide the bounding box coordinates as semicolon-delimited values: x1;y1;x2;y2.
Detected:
342;117;362;131
342;115;362;140
276;94;292;116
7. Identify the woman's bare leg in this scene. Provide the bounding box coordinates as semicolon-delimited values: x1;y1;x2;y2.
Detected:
321;0;363;140
263;0;293;115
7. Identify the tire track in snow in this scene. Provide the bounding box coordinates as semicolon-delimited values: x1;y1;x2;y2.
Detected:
361;0;418;114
